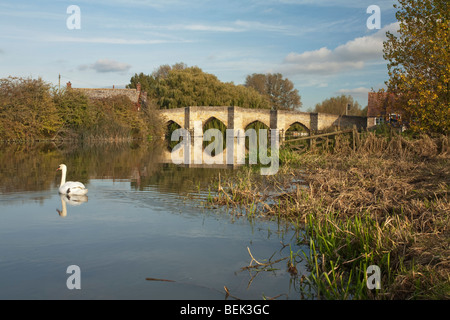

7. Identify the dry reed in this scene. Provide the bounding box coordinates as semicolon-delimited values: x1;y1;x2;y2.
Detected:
212;131;449;299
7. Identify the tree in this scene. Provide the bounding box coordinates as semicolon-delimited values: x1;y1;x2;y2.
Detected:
245;73;302;110
151;62;187;80
128;63;270;110
53;87;90;132
127;63;187;102
127;63;188;94
127;72;154;94
383;0;449;134
0;77;61;140
314;94;366;116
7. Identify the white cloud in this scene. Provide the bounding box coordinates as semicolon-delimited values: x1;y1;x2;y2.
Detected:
119;20;293;34
95;0;188;8
234;20;289;33
79;59;132;73
336;87;372;99
46;36;175;45
181;24;242;32
280;22;399;75
267;0;396;10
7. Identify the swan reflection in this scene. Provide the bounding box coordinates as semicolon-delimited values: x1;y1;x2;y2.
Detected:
57;194;88;217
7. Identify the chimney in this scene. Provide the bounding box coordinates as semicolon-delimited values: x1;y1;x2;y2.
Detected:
66;81;72;89
137;82;141;92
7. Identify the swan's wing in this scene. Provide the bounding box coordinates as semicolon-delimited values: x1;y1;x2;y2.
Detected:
61;181;88;195
65;181;86;188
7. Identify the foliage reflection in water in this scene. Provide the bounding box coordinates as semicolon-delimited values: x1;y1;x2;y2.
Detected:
0;141;308;300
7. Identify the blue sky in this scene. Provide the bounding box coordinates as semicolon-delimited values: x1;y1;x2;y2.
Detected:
0;0;399;110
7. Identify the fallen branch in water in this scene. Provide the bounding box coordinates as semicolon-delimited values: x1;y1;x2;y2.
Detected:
242;247;287;270
145;277;175;282
224;286;241;300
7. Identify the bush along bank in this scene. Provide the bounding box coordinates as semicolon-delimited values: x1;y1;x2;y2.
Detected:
0;77;164;142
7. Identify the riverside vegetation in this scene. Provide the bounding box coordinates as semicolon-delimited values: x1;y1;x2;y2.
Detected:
1;66;298;142
211;128;449;299
0;77;165;142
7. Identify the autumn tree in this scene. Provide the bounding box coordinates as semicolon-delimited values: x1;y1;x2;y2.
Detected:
53;86;91;136
314;94;366;116
0;77;61;140
245;73;302;110
383;0;449;134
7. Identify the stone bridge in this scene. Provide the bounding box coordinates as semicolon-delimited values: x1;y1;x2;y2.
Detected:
159;106;369;140
158;106;370;168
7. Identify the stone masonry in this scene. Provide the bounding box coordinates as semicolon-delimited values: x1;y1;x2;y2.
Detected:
160;106;369;140
67;82;147;110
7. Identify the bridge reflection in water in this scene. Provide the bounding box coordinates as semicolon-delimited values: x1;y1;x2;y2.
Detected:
161;126;282;176
160;147;239;169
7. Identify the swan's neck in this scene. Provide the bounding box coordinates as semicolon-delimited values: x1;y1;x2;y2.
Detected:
60;167;67;186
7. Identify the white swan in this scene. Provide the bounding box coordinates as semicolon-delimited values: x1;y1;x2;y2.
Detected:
57;164;88;196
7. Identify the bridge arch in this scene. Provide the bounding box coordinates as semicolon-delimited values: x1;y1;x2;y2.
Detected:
244;120;270;131
202;116;227;156
241;117;271;131
165;119;183;129
165;120;184;152
240;108;271;131
190;106;229;129
160;108;186;132
243;120;271;151
284;121;310;135
202;116;227;131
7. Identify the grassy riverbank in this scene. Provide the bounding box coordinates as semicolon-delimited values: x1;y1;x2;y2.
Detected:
212;130;449;299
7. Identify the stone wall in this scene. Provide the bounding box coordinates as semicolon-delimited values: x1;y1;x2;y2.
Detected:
67;82;147;109
317;113;367;131
75;88;141;103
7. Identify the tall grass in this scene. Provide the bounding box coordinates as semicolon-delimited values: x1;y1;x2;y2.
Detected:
213;130;449;299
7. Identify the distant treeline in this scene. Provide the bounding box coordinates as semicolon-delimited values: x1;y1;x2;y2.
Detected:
128;63;368;116
313;94;367;116
0;77;164;142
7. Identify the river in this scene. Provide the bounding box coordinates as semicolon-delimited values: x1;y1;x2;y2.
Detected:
0;141;309;300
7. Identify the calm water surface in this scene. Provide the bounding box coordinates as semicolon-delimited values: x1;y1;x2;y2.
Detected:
0;142;308;300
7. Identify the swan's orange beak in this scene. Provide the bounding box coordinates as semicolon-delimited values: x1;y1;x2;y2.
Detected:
56;167;61;171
